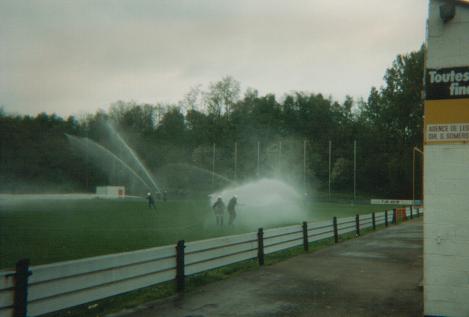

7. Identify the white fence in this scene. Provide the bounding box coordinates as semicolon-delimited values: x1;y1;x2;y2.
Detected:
0;206;422;317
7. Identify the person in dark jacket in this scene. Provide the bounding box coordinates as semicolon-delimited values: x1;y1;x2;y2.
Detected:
227;195;238;225
147;192;156;209
212;196;225;226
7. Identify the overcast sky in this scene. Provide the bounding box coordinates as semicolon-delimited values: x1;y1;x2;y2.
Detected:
0;0;427;117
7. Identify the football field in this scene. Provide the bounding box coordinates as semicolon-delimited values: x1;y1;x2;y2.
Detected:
0;196;396;269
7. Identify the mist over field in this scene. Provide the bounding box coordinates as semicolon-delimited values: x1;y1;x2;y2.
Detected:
210;178;308;228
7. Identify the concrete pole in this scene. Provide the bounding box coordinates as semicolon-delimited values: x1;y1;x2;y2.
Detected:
279;141;282;172
353;140;357;202
412;148;415;204
85;134;89;190
112;145;116;184
257;141;260;177
303;140;307;192
234;142;238;181
328;140;332;201
211;143;216;185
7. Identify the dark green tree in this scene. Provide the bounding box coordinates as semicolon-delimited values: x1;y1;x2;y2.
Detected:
358;46;424;196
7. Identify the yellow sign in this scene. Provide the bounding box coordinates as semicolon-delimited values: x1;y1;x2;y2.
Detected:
424;99;469;144
424;67;469;144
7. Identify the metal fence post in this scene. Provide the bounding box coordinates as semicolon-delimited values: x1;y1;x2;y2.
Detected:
417;207;420;217
410;205;413;219
355;214;360;236
176;240;185;292
393;208;397;224
385;210;388;227
302;221;309;251
333;217;338;243
372;212;376;230
14;258;31;317
257;228;264;266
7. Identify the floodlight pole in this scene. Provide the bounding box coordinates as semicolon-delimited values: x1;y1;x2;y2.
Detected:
279;141;282;171
85;134;89;190
112;152;116;183
211;143;216;185
412;149;415;204
353;140;357;202
303;140;307;192
257;141;260;177
413;147;424;204
234;142;238;181
328;140;332;201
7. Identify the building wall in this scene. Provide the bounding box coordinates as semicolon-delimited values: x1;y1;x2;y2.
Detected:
424;1;469;316
96;186;125;198
424;145;469;315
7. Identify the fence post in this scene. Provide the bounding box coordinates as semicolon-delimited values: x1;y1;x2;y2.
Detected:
410;205;413;219
302;221;309;251
417;207;420;218
176;240;185;292
385;210;388;227
257;228;264;266
372;212;376;230
14;258;31;317
355;214;360;236
333;217;338;243
392;208;397;224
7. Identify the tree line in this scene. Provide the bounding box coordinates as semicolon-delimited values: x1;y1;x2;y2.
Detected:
0;47;424;199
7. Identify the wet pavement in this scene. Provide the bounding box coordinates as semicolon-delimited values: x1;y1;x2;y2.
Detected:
112;219;423;317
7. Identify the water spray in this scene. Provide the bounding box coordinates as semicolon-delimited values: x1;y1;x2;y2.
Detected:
164;163;236;185
66;134;153;191
105;123;161;193
209;178;308;228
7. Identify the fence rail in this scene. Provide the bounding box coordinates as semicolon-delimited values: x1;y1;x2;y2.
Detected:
0;206;422;317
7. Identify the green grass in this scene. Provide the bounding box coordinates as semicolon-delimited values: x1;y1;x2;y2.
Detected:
0;197;397;269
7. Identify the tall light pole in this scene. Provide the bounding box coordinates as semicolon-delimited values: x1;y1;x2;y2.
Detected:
85;132;89;190
211;143;216;186
413;147;424;204
257;141;260;177
303;140;307;192
353;140;357;202
278;141;282;171
234;142;238;181
328;140;332;201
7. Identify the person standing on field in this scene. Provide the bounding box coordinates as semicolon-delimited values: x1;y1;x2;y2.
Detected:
212;196;225;226
227;195;238;225
147;192;156;209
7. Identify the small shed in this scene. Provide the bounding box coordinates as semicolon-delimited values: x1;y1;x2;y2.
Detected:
96;186;125;198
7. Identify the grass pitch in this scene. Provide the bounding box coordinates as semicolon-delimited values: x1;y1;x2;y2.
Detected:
0;196;395;269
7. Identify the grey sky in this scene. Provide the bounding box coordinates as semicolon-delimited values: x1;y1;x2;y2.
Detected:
0;0;427;117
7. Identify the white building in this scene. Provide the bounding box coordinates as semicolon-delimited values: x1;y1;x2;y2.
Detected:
424;1;469;316
96;186;125;198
